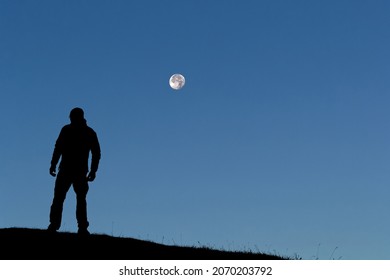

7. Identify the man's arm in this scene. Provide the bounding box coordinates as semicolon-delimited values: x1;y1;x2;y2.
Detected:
88;131;101;181
50;128;64;177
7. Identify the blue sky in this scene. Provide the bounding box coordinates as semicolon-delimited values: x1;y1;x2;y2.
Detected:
1;0;389;260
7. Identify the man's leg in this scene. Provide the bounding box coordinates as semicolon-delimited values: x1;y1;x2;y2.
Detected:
73;176;90;234
49;172;72;231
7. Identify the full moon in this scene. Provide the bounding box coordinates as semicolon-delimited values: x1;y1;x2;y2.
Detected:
169;74;185;90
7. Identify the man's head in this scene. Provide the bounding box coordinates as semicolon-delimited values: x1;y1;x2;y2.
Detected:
69;107;85;124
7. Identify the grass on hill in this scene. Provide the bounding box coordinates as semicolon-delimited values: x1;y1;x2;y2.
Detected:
0;227;291;260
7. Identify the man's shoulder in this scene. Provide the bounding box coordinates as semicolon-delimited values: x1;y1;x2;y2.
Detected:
85;125;99;138
60;124;72;132
86;125;97;133
60;124;96;133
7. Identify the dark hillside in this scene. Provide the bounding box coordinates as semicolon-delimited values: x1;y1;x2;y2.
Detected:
0;227;288;260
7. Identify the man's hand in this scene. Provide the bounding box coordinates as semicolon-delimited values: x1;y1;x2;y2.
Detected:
87;171;96;182
49;166;56;177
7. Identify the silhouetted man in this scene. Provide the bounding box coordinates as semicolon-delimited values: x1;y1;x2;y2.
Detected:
48;107;101;235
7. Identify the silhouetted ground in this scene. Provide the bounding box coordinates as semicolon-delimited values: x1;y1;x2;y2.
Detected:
0;227;289;260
